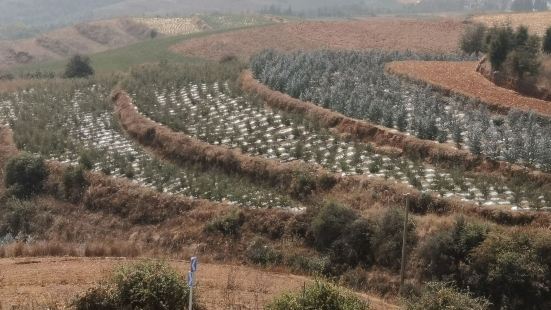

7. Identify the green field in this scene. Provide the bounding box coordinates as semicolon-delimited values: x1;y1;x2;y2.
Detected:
9;22;273;76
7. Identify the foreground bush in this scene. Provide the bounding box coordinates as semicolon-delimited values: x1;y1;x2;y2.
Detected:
407;282;491;310
74;261;197;310
266;280;370;310
4;153;48;198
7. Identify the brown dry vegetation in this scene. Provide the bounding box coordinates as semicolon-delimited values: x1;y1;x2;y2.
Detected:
171;18;464;61
471;11;551;36
0;79;33;94
0;257;398;310
386;60;551;117
240;70;551;189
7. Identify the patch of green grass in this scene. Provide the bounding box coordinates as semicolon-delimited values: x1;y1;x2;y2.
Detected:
9;23;273;76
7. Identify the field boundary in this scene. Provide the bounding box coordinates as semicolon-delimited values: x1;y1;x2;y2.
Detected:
239;70;551;186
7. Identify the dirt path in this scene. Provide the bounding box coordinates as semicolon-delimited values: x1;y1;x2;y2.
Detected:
0;257;399;310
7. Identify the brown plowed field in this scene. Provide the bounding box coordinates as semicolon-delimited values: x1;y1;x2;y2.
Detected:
387;61;551;117
171;18;464;60
472;11;551;36
0;257;398;310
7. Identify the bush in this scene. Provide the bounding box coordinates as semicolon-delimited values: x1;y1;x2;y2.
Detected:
290;172;317;199
64;54;94;78
418;217;488;283
329;218;373;270
62;166;89;202
371;208;416;270
4;153;48;198
460;23;487;55
266;280;370;310
246;238;283;266
406;282;491;310
205;209;245;236
74;261;196;310
310;202;357;250
466;231;550;309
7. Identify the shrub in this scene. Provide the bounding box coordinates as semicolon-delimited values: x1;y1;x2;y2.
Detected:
64;54;94;78
466;231;550;309
246;238;283;266
205;209;245;236
460;23;487;55
73;285;118;310
290;172;317;199
266;280;370;310
418;217;488;283
74;261;195;310
330;218;373;270
0;199;36;236
4;153;48;198
310;202;357;250
62;166;89;202
406;282;491;310
371;208;416;270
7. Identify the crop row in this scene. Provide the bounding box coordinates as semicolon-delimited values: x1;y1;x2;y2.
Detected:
127;76;551;209
250;50;551;172
0;80;296;209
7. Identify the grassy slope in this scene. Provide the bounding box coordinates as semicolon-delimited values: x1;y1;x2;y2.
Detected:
9;23;274;75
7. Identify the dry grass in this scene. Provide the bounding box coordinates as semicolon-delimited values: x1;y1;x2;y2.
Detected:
387;60;551;117
171;18;464;61
0;79;33;93
0;257;400;310
472;11;551;36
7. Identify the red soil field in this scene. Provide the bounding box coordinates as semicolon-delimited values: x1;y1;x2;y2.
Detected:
387;61;551;118
171;18;464;60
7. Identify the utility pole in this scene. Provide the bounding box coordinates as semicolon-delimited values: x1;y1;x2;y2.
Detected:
399;194;410;296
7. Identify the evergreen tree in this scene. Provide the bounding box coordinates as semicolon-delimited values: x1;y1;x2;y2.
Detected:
64;54;94;78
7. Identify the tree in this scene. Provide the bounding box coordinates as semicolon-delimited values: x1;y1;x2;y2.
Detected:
64;54;94;78
488;27;513;70
4;153;48;198
505;35;541;79
543;26;551;54
310;202;357;250
460;23;487;55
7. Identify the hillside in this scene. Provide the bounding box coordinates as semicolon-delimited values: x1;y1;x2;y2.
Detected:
0;15;273;71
